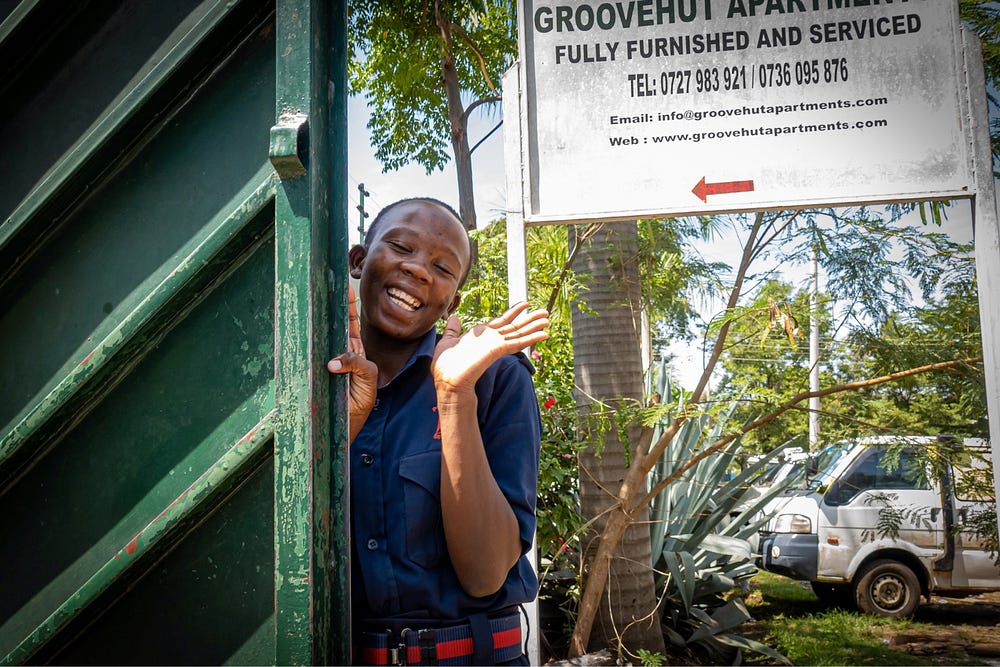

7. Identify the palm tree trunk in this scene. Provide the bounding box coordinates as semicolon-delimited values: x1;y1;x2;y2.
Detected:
571;222;665;656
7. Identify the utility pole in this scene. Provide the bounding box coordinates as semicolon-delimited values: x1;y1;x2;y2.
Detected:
809;245;820;449
357;182;370;243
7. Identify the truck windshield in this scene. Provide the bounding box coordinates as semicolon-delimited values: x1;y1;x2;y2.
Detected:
806;443;849;493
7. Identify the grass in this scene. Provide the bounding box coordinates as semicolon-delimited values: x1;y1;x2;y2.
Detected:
740;571;989;666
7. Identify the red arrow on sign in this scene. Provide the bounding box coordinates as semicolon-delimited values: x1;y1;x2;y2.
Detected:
692;176;755;203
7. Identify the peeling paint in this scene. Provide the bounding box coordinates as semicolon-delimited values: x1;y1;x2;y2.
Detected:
242;356;265;378
124;532;142;556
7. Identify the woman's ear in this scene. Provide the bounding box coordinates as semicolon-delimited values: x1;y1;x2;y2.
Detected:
348;244;366;279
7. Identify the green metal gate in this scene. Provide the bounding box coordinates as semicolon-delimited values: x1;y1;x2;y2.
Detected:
0;0;349;663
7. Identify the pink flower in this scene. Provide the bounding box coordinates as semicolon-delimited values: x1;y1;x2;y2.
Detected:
531;350;542;361
543;396;556;410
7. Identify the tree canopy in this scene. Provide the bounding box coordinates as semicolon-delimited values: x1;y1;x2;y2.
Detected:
348;0;515;228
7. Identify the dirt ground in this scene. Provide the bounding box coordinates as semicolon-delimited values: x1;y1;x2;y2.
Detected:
740;579;1000;666
888;591;1000;664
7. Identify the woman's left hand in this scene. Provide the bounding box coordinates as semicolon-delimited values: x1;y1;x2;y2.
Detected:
431;302;549;396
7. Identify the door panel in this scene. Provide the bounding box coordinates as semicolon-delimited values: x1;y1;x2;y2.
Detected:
43;457;275;666
820;447;944;572
0;0;348;662
951;448;1000;587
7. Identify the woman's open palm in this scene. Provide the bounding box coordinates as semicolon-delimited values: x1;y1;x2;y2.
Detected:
432;302;549;394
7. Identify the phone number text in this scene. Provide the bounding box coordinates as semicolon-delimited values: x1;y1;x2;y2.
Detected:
628;59;849;97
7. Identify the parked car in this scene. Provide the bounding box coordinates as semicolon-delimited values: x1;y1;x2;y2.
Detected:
759;435;999;618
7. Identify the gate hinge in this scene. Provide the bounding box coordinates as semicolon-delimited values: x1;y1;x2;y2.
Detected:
269;112;309;179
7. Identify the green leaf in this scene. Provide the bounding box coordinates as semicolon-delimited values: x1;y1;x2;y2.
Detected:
714;633;793;665
695;534;752;560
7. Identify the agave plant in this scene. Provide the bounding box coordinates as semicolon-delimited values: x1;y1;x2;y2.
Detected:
646;360;795;664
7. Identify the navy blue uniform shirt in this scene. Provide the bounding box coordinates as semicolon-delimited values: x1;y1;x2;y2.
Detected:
351;327;541;622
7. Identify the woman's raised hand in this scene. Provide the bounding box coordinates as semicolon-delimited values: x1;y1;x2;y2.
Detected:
431;302;549;396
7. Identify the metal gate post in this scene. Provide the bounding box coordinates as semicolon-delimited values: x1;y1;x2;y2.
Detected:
272;0;349;664
962;29;1000;550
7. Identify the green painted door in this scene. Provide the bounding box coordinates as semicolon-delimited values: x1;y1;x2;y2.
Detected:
0;0;349;663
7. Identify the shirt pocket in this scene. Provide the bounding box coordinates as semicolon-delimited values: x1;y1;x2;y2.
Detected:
398;450;444;568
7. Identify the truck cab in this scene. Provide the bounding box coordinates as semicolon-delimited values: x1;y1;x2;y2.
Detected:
759;435;998;618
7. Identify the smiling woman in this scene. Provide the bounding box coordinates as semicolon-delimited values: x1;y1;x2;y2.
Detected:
351;199;470;355
327;197;550;666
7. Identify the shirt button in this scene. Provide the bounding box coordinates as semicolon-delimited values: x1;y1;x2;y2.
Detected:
366;539;378;551
361;453;374;466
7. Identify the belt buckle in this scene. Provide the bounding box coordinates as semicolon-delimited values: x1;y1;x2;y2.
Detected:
390;628;411;666
418;628;437;664
385;628;412;665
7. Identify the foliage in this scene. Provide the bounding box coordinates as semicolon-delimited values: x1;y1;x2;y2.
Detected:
839;275;986;441
348;0;514;175
634;648;666;667
642;363;795;665
348;1;516;228
456;221;509;317
635;216;726;348
714;280;826;455
709;207;984;453
532;319;582;563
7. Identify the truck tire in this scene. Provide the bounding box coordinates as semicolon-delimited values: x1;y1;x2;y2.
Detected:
853;560;920;619
810;582;853;608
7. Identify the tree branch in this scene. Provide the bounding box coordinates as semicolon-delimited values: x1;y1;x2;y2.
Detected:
461;95;501;123
450;20;499;96
634;356;983;514
545;223;601;314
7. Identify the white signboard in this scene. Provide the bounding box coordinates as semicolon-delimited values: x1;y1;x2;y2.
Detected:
516;0;971;223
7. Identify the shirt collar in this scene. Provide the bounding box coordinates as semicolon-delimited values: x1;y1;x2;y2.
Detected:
381;327;438;389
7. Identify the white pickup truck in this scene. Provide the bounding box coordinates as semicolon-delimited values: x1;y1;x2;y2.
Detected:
759;435;999;618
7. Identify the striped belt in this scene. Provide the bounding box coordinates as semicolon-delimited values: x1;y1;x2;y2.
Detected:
359;612;522;665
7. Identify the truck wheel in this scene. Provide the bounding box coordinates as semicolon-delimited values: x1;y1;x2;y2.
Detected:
853;560;920;619
810;582;853;608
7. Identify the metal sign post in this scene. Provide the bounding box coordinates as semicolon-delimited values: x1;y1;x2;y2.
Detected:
961;30;1000;537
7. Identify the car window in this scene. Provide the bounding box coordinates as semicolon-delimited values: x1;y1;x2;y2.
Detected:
825;447;928;506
